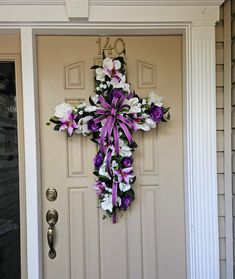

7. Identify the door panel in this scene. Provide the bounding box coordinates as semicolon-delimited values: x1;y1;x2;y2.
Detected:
38;35;185;279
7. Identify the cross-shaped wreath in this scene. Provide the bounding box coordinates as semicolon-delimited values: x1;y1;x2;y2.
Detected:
48;56;170;223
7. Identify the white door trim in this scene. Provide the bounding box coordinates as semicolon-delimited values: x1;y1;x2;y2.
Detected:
18;22;219;279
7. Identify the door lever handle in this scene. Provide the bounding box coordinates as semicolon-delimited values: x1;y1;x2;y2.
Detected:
46;209;58;259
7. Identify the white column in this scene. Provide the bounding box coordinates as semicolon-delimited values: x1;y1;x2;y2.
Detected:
185;24;219;279
20;27;41;279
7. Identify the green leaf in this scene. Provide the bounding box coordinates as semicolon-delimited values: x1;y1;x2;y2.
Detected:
54;125;61;131
93;170;99;176
91;65;100;70
99;175;111;183
163;107;170;113
89;95;96;106
130;176;136;184
130;141;138;149
114;56;126;65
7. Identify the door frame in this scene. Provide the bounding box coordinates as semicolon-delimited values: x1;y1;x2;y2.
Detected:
17;23;219;279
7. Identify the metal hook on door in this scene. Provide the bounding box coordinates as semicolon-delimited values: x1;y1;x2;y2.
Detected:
46;208;58;259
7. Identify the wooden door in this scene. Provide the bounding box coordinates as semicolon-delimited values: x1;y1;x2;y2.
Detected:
38;35;185;279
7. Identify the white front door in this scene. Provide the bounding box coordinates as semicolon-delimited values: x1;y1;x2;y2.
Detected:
38;35;185;279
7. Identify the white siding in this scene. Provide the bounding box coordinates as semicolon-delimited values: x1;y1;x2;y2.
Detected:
216;5;227;279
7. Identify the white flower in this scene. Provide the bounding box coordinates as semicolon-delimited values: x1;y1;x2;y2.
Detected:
113;59;121;70
136;122;151;131
146;117;156;129
77;102;87;109
119;139;132;157
124;97;141;114
122;82;130;93
100;83;107;89
75;115;93;135
84;105;97;112
148;91;163;107
100;193;121;212
102;57;113;70
101;194;113;212
135;113;156;131
119;182;131;192
92;94;99;104
96;68;105;81
99;163;111;179
142;99;147;105
54;103;72;119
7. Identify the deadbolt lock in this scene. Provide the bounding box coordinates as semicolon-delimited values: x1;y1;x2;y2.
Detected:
46;187;58;202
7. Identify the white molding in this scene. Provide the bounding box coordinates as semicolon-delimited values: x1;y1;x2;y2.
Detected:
90;0;224;6
20;27;42;279
0;0;224;6
0;0;64;5
88;6;219;24
0;5;220;23
65;0;89;18
185;24;219;278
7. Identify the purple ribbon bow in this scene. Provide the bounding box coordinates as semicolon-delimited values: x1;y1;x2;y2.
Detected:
94;95;133;155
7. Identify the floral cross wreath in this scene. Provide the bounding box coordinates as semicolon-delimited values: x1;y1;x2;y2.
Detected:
48;56;170;223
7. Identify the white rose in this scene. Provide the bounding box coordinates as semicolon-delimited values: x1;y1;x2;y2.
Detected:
54;103;72;119
148;91;163;107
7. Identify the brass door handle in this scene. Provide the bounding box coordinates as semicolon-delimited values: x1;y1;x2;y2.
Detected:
46;209;58;259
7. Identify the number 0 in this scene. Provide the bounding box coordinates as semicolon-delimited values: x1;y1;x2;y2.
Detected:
114;38;126;55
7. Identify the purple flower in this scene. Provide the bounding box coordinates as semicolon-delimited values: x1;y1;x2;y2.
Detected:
94;181;106;195
122;157;133;168
93;153;103;169
121;196;132;210
59;111;78;136
112;89;123;98
149;106;163;123
88;119;100;132
114;167;134;184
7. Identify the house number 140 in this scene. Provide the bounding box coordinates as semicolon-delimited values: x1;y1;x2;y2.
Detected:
96;37;126;56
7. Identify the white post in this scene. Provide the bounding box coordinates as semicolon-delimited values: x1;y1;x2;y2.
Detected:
186;24;219;279
20;27;41;279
